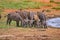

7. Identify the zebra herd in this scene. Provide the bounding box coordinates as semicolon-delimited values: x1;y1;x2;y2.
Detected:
5;9;47;28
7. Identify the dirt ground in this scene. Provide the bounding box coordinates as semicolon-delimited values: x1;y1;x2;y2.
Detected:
0;28;60;40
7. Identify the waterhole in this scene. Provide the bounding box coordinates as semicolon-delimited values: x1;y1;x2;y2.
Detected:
46;17;60;28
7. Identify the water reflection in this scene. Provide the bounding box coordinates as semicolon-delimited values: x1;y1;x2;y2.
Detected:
46;17;60;28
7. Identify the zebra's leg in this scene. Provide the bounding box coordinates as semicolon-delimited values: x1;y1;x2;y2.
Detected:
16;21;19;27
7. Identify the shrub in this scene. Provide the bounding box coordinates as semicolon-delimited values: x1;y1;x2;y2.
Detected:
54;2;60;4
46;10;51;12
50;0;54;3
52;7;60;10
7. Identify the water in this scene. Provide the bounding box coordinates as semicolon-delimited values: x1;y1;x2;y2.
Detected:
46;17;60;28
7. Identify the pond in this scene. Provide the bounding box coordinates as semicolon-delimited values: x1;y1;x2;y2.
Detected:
46;17;60;28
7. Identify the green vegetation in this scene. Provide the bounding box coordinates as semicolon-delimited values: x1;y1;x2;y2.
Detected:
52;6;60;10
54;2;60;4
45;9;51;12
0;18;16;28
0;0;51;9
50;0;54;3
50;0;60;4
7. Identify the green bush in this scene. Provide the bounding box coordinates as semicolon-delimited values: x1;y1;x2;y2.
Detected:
46;10;51;12
50;0;54;3
54;2;60;4
52;7;60;10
